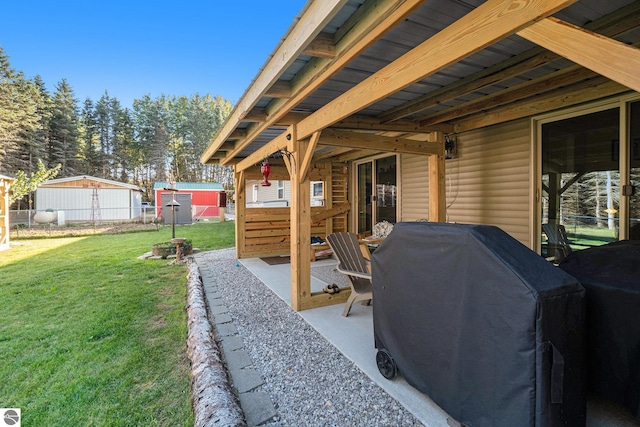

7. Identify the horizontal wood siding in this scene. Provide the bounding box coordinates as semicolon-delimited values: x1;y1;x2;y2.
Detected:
400;154;430;221
445;119;531;245
239;161;348;258
330;163;348;233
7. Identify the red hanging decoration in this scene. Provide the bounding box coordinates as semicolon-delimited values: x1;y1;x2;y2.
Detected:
260;160;272;186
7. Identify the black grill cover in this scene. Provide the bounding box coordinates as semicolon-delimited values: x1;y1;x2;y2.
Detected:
372;223;586;427
559;240;640;417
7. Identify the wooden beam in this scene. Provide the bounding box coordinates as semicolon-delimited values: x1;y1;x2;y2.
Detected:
299;131;321;181
302;32;336;58
243;108;268;122
213;0;428;164
335;149;379;162
229;129;246;140
378;1;640;123
275;112;309;125
331;115;453;133
300;291;351;310
236;131;290;172
312;146;355;160
418;64;595;126
218;141;236;151
319;129;444;156
289;127;313;311
429;133;446;222
311;202;351;224
296;0;578;142
200;0;349;164
264;81;293;99
518;17;640;93
453;77;626;133
234;169;247;258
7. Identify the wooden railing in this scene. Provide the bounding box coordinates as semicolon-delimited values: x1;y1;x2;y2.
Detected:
240;203;350;258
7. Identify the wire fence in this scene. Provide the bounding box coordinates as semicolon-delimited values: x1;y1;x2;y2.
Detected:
9;204;226;228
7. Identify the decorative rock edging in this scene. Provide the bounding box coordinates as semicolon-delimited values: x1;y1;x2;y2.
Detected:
186;262;246;427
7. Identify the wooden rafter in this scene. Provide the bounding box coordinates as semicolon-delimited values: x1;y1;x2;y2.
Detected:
331;115;453;133
378;1;640;123
453;77;626;133
295;0;578;142
264;81;293;99
319;129;443;156
200;0;348;164
235;131;290;173
518;17;640;93
302;32;336;59
419;64;595;126
211;0;428;164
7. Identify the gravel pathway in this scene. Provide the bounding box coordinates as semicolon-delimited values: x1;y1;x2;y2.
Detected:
195;248;424;426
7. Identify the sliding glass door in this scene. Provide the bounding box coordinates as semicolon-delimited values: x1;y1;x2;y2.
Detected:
540;99;640;260
629;101;640;238
356;155;397;235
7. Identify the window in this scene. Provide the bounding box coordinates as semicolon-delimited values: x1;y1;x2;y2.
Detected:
537;97;640;260
311;181;324;206
277;180;285;199
312;182;323;197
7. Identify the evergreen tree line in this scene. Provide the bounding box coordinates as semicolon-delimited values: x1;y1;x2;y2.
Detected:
0;46;234;207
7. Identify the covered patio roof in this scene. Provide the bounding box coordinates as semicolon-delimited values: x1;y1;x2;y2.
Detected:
201;0;640;167
200;0;640;312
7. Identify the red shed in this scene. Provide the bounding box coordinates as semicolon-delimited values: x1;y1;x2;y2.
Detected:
153;181;226;221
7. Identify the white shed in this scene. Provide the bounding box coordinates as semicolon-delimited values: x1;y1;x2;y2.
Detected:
35;176;143;223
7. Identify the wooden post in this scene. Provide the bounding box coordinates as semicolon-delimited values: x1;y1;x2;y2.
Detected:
429;132;447;222
289;126;313;311
234;168;247;258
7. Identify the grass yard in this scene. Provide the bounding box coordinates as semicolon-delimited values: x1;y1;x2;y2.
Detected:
0;221;235;426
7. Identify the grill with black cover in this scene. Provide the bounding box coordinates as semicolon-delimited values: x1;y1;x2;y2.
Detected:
372;222;586;427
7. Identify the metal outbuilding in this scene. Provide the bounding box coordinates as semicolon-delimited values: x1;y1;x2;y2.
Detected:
35;175;144;223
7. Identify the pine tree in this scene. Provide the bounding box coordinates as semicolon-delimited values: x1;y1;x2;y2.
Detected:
0;47;41;173
111;99;135;182
79;98;101;175
132;94;170;200
95;92;113;178
48;79;80;176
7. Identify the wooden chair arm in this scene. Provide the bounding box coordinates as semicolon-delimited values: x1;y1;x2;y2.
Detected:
335;266;372;280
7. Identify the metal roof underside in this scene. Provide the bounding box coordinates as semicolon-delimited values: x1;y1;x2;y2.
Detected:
204;0;640;164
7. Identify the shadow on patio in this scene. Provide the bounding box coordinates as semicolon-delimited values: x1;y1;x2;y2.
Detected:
238;255;451;426
235;253;640;427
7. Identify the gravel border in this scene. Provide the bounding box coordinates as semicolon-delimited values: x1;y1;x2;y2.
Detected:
194;248;423;426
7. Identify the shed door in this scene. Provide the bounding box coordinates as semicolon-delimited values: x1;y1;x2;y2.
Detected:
161;193;192;225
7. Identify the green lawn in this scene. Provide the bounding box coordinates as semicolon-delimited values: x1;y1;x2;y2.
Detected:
0;221;235;426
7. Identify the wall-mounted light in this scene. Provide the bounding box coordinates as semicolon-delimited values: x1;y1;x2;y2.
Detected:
445;134;457;160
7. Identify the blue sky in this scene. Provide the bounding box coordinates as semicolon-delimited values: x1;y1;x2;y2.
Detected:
0;1;308;108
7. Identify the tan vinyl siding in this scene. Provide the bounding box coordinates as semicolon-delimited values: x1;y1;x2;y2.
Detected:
445;118;531;245
400;154;430;221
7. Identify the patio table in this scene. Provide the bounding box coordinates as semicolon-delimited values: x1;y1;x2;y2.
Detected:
559;240;640;419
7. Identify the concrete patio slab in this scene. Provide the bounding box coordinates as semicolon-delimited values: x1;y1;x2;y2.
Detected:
238;256;452;427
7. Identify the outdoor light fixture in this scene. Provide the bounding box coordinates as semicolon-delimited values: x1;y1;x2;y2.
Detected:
165;181;180;239
261;159;272;186
445;134;457;160
166;198;180;239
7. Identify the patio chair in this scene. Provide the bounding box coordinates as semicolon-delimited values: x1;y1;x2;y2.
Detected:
326;232;373;317
542;223;572;263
